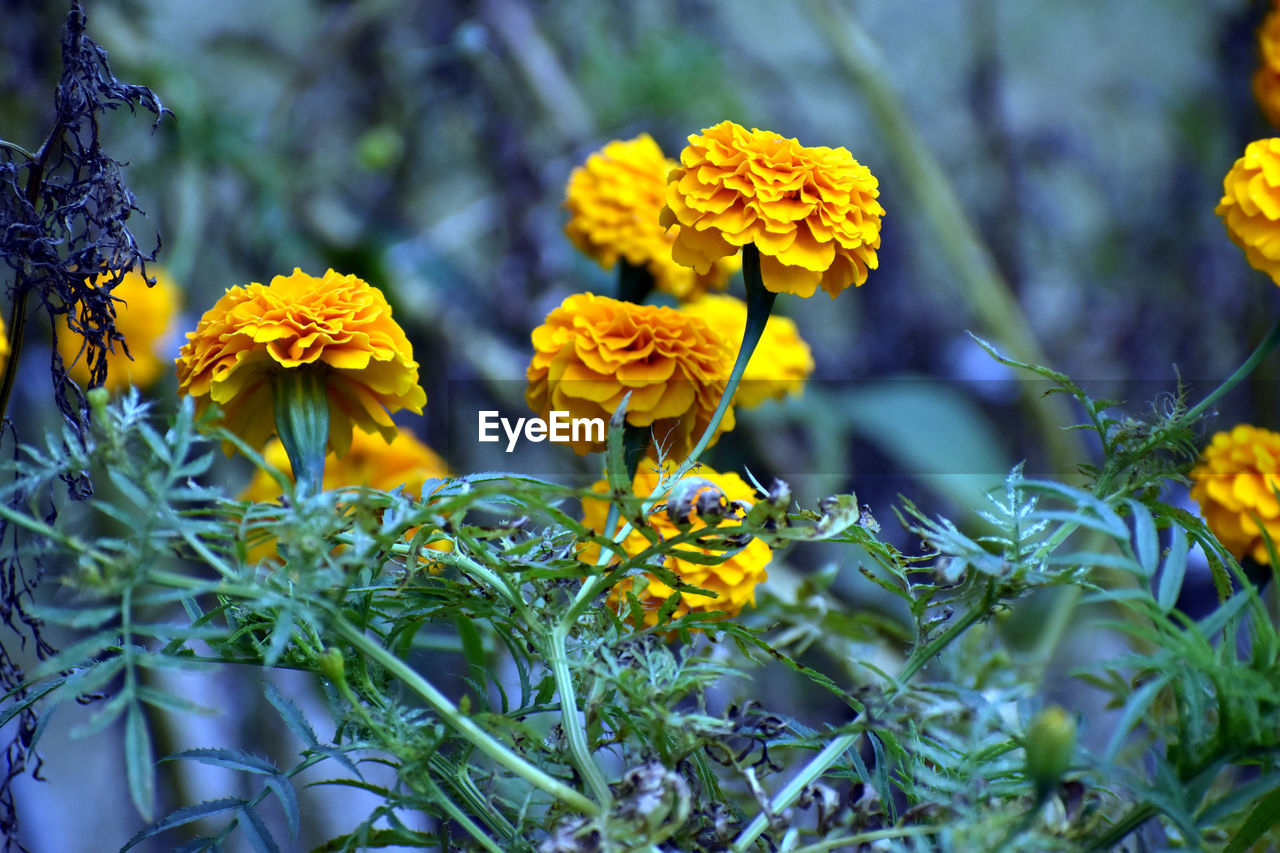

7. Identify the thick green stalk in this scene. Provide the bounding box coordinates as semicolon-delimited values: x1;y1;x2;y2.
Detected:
548;623;612;805
331;616;599;816
271;367;330;497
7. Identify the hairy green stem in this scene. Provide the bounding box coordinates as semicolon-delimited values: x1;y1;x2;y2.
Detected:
731;580;998;851
331;616;599;816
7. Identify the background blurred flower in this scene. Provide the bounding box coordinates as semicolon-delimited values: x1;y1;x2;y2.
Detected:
1189;423;1280;564
1215;139;1280;285
680;293;814;408
565;134;737;301
581;461;771;626
525;292;735;457
1257;6;1280;127
0;313;9;378
58;267;181;392
661;120;883;299
175;268;426;456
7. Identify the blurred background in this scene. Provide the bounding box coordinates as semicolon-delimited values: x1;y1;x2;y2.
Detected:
1;0;1272;849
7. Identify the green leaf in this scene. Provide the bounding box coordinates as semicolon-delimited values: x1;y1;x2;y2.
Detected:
262;775;300;841
237;802;282;853
1156;524;1189;612
121;797;245;850
125;703;156;820
605;391;633;496
1103;674;1171;766
262;681;318;748
1127;500;1159;578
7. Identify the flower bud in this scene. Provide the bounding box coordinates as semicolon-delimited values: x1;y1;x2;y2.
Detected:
318;647;346;684
1025;706;1076;796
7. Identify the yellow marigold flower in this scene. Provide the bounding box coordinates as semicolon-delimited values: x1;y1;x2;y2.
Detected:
660;120;883;299
1189;424;1280;564
1214;139;1280;285
582;462;771;626
241;428;450;501
565;134;737;301
175;268;426;456
0;313;9;377
58;267;181;392
525;292;735;457
680;294;814;408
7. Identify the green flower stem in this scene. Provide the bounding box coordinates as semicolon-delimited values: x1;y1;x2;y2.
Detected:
730;580;998;852
1179;314;1280;427
331;616;599;817
617;260;656;304
272;368;330;497
548;622;612;806
663;244;775;494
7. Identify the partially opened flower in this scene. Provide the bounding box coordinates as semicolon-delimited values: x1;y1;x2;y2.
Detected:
58;266;181;392
581;461;771;627
525;292;735;458
565;134;737;301
680;294;814;408
1190;424;1280;564
661;120;883;299
176;268;426;458
1215;139;1280;285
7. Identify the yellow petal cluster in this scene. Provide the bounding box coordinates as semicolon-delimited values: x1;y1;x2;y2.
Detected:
241;428;450;501
1189;424;1280;564
660;120;883;299
175;268;426;456
1255;7;1280;127
582;462;771;626
680;294;814;408
525;292;735;457
564;134;737;301
1215;139;1280;284
59;267;181;392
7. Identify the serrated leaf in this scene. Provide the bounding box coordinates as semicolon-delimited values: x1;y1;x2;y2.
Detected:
125;703;156;820
120;797;245;850
262;776;300;841
1128;500;1158;578
166;747;277;775
604;391;633;496
1103;674;1171;766
237;803;282;853
1156;524;1189;612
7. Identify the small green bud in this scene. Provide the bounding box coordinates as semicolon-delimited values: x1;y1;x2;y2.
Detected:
1025;705;1076;796
87;386;109;413
318;647;346;684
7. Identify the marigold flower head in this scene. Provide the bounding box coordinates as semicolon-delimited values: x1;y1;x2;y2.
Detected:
1189;424;1280;564
525;292;735;457
582;462;771;626
565;134;737;301
660;120;883;299
59;267;181;392
1214;139;1280;285
175;268;426;456
680;294;814;408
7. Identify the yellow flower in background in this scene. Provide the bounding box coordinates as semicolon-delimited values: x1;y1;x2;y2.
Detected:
175;268;426;456
0;313;9;377
680;294;814;408
1256;7;1280;127
240;428;450;502
525;292;735;458
1215;139;1280;285
581;461;771;627
661;120;883;299
1189;424;1280;564
564;134;738;301
58;267;181;392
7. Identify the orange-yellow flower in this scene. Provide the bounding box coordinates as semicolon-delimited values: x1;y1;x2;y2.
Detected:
1256;7;1280;127
1189;424;1280;564
582;461;771;626
0;313;9;378
565;134;738;301
241;428;450;501
175;268;426;456
525;292;735;457
661;120;883;299
1215;139;1280;285
680;294;814;408
58;267;181;392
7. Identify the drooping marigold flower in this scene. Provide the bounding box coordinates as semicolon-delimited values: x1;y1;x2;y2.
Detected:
564;134;737;301
1189;424;1280;564
525;292;735;457
582;462;771;626
175;268;426;456
1256;8;1280;127
680;294;814;408
241;428;450;501
1215;139;1280;285
660;120;883;299
58;267;181;392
